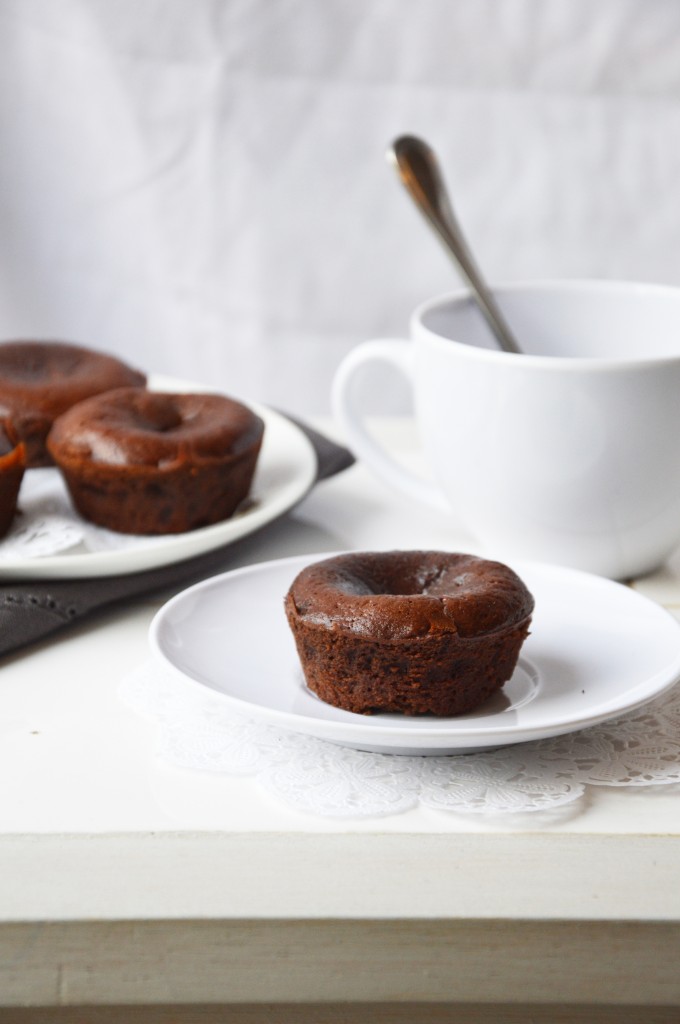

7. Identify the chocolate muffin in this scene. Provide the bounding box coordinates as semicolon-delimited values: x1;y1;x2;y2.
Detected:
47;388;265;534
0;340;147;467
0;422;25;537
285;551;534;716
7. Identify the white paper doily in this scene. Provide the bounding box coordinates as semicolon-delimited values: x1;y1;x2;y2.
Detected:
120;661;680;819
0;469;166;560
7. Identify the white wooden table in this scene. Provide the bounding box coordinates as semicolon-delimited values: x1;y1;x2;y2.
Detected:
1;420;679;1024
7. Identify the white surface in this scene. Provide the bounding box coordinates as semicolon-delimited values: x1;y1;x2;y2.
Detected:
2;416;680;1015
0;401;316;579
1;419;679;836
150;553;680;755
2;2;680;415
3;833;680;1010
333;281;680;578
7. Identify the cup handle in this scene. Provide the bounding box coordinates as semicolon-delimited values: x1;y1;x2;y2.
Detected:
331;339;450;512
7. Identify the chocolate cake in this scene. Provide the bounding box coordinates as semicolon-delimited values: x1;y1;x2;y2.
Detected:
0;340;146;467
47;387;265;534
285;550;534;716
0;422;25;537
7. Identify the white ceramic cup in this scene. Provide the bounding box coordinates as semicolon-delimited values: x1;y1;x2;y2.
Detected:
332;280;680;579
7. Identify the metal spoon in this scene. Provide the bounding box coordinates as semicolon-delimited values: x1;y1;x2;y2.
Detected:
388;134;522;355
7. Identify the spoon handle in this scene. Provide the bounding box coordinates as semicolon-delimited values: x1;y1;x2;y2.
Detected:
389;135;522;355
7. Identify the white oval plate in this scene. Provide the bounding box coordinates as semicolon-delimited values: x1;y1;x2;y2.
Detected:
149;552;680;755
0;376;317;580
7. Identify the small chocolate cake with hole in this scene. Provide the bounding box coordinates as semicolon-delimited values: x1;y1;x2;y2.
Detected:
46;388;265;534
285;551;534;716
0;340;146;467
0;422;25;537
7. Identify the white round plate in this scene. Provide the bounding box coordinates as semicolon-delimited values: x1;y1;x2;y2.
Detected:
149;552;680;755
0;376;317;580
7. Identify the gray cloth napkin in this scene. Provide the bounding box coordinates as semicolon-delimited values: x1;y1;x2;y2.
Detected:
0;417;354;657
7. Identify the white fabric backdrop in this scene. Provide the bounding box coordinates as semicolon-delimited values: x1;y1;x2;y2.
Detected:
1;0;679;413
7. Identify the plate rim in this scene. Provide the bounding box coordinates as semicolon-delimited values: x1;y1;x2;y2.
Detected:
0;377;318;580
149;552;680;753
